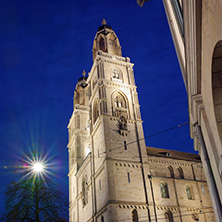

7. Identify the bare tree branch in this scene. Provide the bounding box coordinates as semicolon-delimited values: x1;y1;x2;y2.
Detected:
1;177;68;222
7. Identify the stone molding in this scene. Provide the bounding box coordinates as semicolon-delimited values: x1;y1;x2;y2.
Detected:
190;93;204;151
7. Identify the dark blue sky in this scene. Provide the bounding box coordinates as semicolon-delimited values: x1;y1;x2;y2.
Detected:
0;0;194;215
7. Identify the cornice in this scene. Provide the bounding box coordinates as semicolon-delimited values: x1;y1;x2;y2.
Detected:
105;79;137;89
96;51;134;67
147;157;200;167
74;104;90;112
190;93;204;151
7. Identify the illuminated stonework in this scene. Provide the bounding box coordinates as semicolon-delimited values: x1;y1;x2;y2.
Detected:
67;21;215;222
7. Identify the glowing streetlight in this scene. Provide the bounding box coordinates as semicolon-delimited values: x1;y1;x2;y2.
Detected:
32;162;44;173
19;151;54;180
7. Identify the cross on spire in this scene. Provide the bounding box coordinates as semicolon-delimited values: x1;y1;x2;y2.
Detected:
82;70;86;77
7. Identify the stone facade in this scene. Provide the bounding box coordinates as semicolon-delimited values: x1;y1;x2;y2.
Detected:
67;21;215;222
161;1;222;221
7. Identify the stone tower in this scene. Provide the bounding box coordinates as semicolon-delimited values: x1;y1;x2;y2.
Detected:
68;19;149;221
68;20;215;222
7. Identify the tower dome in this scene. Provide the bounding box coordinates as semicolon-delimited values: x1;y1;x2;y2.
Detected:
92;19;122;61
74;70;88;106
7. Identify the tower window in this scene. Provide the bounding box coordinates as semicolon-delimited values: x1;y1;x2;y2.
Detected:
165;211;173;222
132;209;139;222
124;141;127;150
114;96;123;107
99;37;105;51
112;69;120;79
160;183;169;198
111;68;122;82
186;185;193;200
127;172;130;183
112;93;128;118
101;215;104;222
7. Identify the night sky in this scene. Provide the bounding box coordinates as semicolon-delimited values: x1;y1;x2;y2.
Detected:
0;0;195;216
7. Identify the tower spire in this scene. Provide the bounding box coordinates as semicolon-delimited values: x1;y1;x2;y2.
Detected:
82;70;86;77
102;18;107;25
92;21;122;61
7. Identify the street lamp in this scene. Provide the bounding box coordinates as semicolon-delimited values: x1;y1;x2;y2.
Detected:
32;162;44;173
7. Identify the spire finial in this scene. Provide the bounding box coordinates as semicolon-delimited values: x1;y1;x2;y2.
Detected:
102;18;107;25
82;70;86;77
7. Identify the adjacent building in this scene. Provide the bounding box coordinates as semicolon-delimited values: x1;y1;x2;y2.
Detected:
150;1;222;221
67;20;215;222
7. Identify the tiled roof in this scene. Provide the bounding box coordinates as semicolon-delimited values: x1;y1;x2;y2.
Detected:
146;146;201;162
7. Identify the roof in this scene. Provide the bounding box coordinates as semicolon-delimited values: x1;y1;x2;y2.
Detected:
146;146;201;162
77;76;87;82
75;76;88;89
97;24;113;32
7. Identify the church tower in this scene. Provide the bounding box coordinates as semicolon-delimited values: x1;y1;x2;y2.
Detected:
68;19;149;222
68;20;215;222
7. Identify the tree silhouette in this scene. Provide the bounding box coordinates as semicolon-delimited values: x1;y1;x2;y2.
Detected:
1;177;68;222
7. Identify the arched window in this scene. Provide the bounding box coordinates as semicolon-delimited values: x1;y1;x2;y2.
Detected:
167;166;174;178
186;185;192;200
165;211;173;222
114;95;125;108
160;183;169;198
112;92;128;118
112;69;121;79
176;167;184;179
93;101;99;123
99;37;105;51
132;209;139;222
101;215;104;222
111;68;122;82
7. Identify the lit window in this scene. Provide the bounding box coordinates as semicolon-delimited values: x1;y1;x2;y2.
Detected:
112;93;128;118
112;69;120;79
186;186;192;200
114;96;123;108
160;183;169;198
